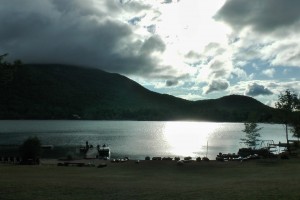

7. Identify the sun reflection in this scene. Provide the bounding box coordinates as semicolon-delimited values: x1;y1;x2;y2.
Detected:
162;122;220;157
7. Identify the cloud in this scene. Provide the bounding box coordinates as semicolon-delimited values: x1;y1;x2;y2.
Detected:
166;79;178;87
244;83;273;96
231;80;300;96
198;55;233;83
0;0;177;79
146;24;157;34
203;79;229;94
119;0;152;13
213;0;300;103
128;16;144;25
141;35;166;54
209;60;229;78
262;68;276;78
215;0;300;34
162;0;173;4
231;67;250;81
261;39;300;67
204;43;226;56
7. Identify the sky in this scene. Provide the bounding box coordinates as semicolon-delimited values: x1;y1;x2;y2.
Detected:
1;0;300;106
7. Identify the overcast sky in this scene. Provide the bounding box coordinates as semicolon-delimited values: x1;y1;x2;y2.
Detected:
1;0;300;106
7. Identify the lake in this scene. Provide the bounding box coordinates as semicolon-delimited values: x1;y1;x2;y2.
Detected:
0;120;291;160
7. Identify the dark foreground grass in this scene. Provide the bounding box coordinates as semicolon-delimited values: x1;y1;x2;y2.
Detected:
0;159;300;200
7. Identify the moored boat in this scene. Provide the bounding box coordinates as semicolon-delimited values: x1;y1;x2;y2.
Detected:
80;141;110;159
97;144;110;160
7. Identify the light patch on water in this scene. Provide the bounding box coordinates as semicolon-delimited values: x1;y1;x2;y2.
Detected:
162;122;221;157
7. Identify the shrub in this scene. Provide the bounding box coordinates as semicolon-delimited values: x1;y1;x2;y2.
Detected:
19;137;41;164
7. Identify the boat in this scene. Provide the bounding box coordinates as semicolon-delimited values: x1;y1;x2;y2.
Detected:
80;141;110;160
237;140;278;158
97;144;110;160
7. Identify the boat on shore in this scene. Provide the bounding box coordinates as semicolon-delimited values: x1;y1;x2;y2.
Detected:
97;144;110;160
80;141;110;160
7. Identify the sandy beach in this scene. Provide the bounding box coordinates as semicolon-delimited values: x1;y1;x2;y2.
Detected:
1;158;300;200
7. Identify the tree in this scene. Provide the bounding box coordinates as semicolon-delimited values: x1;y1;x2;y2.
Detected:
275;90;300;152
0;53;21;86
291;117;300;140
19;137;41;164
241;122;262;149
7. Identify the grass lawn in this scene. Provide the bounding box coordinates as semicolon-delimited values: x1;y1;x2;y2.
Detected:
0;159;300;200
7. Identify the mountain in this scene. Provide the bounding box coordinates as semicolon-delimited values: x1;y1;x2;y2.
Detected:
189;95;276;121
0;64;277;121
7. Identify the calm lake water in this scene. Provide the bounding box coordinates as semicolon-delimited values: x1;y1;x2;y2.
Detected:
0;120;292;159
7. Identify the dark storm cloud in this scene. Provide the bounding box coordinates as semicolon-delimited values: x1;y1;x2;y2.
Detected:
0;0;169;77
245;83;273;96
215;0;300;33
141;36;166;53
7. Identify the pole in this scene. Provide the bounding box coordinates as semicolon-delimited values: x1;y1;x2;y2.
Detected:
286;123;290;153
206;141;208;158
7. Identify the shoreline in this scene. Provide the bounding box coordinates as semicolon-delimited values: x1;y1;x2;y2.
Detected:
37;155;297;166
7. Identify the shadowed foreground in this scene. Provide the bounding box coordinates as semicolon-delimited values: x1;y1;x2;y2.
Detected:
0;159;299;200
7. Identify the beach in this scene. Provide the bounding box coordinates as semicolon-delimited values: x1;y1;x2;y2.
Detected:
1;158;300;200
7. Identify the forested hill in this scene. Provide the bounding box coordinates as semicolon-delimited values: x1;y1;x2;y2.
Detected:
0;64;278;122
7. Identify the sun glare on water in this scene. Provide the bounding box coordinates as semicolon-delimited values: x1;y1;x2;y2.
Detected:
162;122;220;157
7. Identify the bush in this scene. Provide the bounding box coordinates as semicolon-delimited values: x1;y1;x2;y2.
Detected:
196;157;201;162
280;153;289;160
202;157;210;161
19;137;41;164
